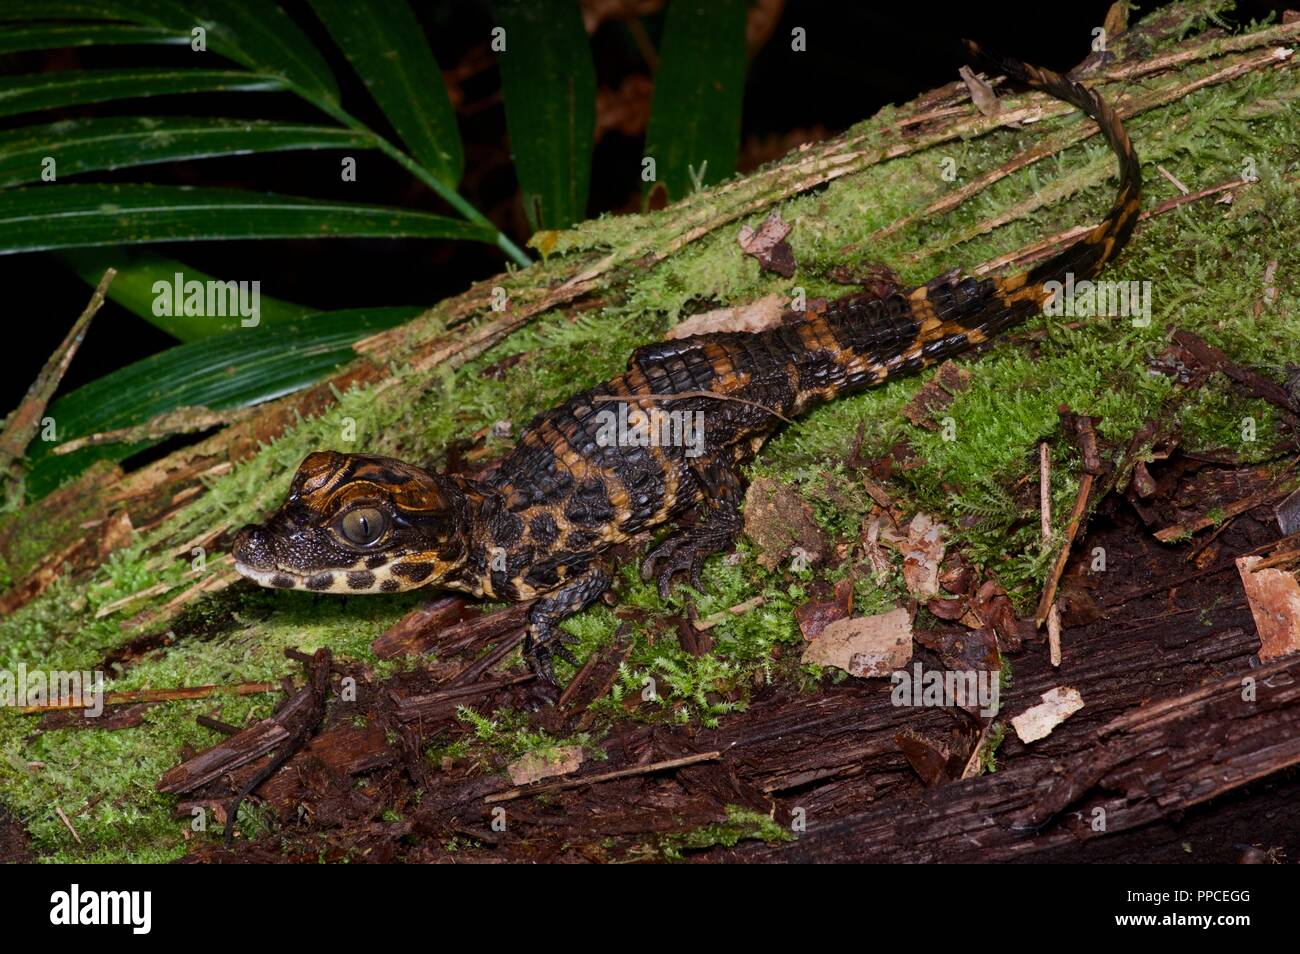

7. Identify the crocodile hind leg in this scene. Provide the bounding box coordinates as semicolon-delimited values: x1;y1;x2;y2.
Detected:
523;563;612;685
642;457;746;599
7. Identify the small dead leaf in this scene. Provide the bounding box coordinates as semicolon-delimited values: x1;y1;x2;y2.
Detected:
738;210;796;277
926;596;968;621
1276;486;1300;536
1011;687;1084;743
801;607;913;678
902;512;947;599
667;293;786;339
861;517;893;584
971;580;1030;653
506;745;584;786
894;730;953;786
938;550;976;595
1102;0;1129;37
959;65;1000;117
795;577;854;641
915;624;999;675
1237;556;1300;661
743;476;829;571
902;360;971;429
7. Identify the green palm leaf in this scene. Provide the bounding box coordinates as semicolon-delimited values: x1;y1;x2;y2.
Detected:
61;248;313;340
642;0;747;203
490;0;596;231
0;0;341;105
0;69;288;119
0;23;187;56
0;117;376;188
26;306;421;497
308;0;464;185
0;184;495;254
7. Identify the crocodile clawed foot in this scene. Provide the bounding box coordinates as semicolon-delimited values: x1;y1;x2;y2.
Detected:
523;623;578;687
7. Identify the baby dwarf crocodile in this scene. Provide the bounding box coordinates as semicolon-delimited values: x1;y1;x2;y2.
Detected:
234;47;1142;683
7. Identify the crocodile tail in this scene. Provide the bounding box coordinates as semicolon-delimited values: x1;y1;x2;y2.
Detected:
966;41;1143;303
848;43;1145;381
645;46;1144;424
782;43;1144;410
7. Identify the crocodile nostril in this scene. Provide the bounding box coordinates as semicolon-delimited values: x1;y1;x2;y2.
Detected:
232;525;274;569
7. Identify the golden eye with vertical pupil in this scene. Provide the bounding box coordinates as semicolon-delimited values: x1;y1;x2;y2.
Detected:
339;507;387;546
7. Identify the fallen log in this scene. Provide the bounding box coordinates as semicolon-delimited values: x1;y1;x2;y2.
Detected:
737;651;1300;861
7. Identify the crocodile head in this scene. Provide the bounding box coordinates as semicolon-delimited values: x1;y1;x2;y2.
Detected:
232;451;483;595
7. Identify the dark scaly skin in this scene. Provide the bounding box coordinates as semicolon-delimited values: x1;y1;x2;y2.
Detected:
233;48;1142;683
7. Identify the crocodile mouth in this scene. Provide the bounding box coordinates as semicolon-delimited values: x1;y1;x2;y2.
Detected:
233;559;403;594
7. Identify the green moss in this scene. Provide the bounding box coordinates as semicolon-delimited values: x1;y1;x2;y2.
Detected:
656;805;792;860
979;723;1007;775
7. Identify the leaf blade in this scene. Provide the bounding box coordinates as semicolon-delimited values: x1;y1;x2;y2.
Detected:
0;0;341;105
0;69;288;120
642;0;747;204
490;0;596;231
0;117;376;187
308;0;463;184
0;22;188;56
0;184;496;254
61;248;313;341
25;306;421;496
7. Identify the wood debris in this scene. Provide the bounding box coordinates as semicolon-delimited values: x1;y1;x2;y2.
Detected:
1011;687;1084;743
737;210;796;277
1237;556;1300;660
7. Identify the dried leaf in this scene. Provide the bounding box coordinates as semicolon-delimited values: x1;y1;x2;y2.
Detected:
958;65;1000;118
902;512;947;599
795;577;854;641
894;730;953;786
1011;687;1084;743
506;745;585;786
667;293;785;339
743;476;829;571
1237;556;1300;661
801;607;912;678
737;210;796;277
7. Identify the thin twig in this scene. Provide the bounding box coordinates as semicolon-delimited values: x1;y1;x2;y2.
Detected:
54;805;83;845
1035;472;1095;627
196;714;242;736
1039;443;1063;665
22;680;278;714
0;268;115;472
53;405;255;455
485;750;721;804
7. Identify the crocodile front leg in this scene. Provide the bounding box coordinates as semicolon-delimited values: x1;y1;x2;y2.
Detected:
642;459;745;598
523;563;612;684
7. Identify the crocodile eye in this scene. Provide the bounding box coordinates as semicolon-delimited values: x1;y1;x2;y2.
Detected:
339;507;387;546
